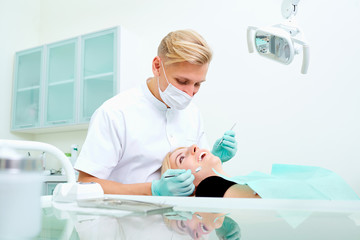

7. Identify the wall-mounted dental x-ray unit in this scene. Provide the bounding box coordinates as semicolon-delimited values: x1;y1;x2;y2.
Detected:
247;0;310;74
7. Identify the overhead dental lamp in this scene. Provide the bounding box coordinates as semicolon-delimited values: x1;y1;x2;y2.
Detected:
247;0;310;74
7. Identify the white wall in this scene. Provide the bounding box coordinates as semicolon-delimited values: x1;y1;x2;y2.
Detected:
2;0;360;194
0;0;41;141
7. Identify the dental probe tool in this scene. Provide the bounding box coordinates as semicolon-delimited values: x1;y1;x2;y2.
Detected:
197;131;205;144
217;122;237;147
164;166;202;178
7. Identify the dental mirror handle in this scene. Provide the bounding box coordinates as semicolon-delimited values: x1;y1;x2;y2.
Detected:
164;167;202;179
217;122;237;146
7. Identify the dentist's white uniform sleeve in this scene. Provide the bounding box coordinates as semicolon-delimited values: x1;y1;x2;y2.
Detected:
74;106;125;179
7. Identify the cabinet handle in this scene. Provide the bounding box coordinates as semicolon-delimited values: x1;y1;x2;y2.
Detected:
50;120;68;124
18;124;34;128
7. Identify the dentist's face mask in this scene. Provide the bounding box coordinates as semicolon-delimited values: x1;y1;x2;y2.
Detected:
158;61;193;110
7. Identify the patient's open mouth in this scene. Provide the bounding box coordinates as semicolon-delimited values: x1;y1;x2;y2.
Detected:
199;152;206;161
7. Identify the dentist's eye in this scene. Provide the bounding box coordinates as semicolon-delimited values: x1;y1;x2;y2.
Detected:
179;156;185;164
175;78;189;85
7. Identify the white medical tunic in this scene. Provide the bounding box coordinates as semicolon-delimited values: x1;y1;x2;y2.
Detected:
75;80;209;184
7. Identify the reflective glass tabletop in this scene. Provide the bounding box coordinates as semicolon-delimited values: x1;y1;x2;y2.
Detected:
36;195;360;240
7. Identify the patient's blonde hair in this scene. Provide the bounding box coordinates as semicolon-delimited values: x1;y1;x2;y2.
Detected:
161;147;197;196
158;29;212;65
161;147;185;175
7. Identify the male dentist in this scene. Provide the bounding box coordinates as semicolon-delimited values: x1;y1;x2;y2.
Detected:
75;29;237;196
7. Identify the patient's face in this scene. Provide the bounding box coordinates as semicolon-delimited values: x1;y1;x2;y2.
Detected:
169;145;222;186
168;212;224;239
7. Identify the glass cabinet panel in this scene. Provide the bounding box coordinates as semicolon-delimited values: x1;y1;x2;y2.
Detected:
48;41;76;84
17;51;42;89
45;39;77;126
14;89;40;128
81;29;117;122
12;48;43;129
11;27;121;132
83;32;114;77
47;82;74;124
83;75;114;119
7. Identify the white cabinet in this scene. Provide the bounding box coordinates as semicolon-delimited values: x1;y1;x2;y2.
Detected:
11;26;131;133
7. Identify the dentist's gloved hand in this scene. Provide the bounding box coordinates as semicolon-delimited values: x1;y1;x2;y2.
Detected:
215;216;241;240
212;130;237;163
151;169;195;196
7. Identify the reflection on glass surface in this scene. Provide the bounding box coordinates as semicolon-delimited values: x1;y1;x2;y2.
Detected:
37;207;236;240
36;202;360;240
164;212;240;240
255;31;291;64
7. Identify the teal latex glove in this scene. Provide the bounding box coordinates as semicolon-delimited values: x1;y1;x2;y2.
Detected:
215;216;241;240
212;130;237;163
151;169;195;196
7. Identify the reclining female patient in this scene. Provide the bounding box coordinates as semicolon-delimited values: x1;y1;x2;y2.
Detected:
161;145;360;200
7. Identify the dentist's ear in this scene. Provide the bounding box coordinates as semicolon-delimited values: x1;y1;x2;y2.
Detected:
152;56;161;76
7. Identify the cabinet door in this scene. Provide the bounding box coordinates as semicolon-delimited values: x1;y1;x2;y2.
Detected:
44;39;77;126
80;28;117;122
12;47;43;130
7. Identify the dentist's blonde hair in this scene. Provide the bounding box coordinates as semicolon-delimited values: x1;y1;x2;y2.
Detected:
158;29;212;65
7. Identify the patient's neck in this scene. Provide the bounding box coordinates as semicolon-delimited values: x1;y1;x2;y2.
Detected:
194;166;231;187
211;167;231;178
